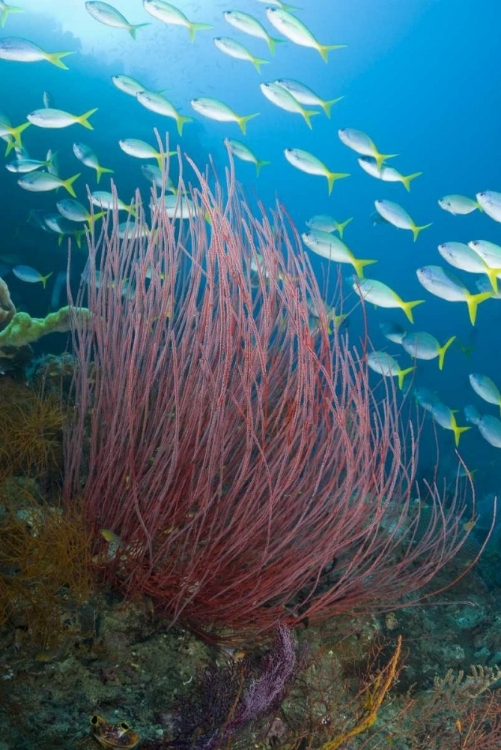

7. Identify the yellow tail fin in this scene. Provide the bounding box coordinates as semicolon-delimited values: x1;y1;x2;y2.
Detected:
352;257;378;280
176;115;194;137
322;96;344;118
485;268;501;294
401;299;425;324
401;171;423;192
77;108;98;130
129;22;150;40
303;109;321;129
40;272;54;289
251;56;269;74
6;121;30;152
411;222;433;242
256;159;271;177
374;151;398;170
45;50;75;70
95;165;114;184
267;36;286;55
437;336;456;370
336;217;353;239
188;22;212;43
62;173;81;198
318;43;347;63
326;171;350;196
453;424;471;448
397;366;415;390
237;112;260;135
1;3;24;28
465;291;492;326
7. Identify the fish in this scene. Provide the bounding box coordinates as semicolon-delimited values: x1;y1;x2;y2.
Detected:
0;1;24;28
379;320;407;345
190;97;259;134
225;138;270;176
305;215;353;238
111;74;148;97
158;193;204;220
42;90;52;108
468;240;501;272
357;157;422;192
260;82;320;129
56;198;104;226
118;221;151;240
416;265;491;325
476;276;501;299
265;8;346;62
338;129;397;170
85;1;150;39
306;297;347;332
255;0;300;9
438;195;482;215
214;37;269;73
223;11;284;54
465;405;501;448
0;113;30;155
43;214;85;247
136;90;193;136
367;351;415;390
349;276;424;323
414;386;440;413
273;78;343;117
13;265;53;288
302;230;377;279
431;402;471;447
0;37;74;68
143;0;211;43
73;142;114;183
476;191;501;222
18;171;80;197
284;148;350;195
141;163;176;192
469;373;501;415
437;241;500;293
400;332;456;370
91;190;135;214
119;138;171;169
5;152;56;173
27;107;98;130
374;200;432;242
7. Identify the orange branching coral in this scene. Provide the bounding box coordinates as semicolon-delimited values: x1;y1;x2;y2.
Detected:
0;380;66;483
0;491;94;649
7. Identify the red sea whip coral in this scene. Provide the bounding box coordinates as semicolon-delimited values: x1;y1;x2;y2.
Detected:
64;151;473;641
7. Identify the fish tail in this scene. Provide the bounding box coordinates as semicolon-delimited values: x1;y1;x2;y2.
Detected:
466;291;492;326
352;257;377;279
8;121;30;150
237;112;260;135
401;299;425;324
318;43;347;63
62;173;81;198
453;425;471;448
328;312;348;332
40;272;54;290
267;36;286;55
127;204;137;218
485;268;501;294
326;171;350;196
303;109;320;129
401;171;423;191
255;159;271;177
322;96;344;118
129;22;150;40
397;367;415;391
375;152;398;170
336;217;353;238
437;336;456;370
411;222;432;242
176;115;194;137
1;4;24;27
475;201;483;212
188;22;212;43
77;108;98;130
57;235;64;246
95;165;114;184
252;56;270;74
45;50;75;70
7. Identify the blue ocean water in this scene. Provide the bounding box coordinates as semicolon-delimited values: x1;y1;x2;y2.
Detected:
1;0;500;506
